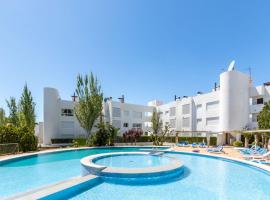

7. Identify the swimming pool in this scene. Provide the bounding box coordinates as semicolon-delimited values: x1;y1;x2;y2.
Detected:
1;147;270;199
0;147;164;198
93;153;172;168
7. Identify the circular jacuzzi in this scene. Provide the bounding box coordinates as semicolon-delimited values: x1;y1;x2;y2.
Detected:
80;152;184;182
94;153;172;168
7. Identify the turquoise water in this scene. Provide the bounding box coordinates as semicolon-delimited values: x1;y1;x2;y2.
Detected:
70;153;270;200
1;148;270;200
0;147;160;198
94;154;172;168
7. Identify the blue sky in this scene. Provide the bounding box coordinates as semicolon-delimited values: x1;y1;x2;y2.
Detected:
0;0;270;121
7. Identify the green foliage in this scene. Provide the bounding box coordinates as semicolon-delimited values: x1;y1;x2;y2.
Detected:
87;123;108;146
258;101;270;129
115;136;217;145
6;97;19;126
0;126;20;143
75;73;103;136
0;125;38;152
5;85;36;131
51;138;73;144
19;127;38;152
0;108;6;126
72;138;87;147
151;110;168;145
19;84;36;130
87;123;119;146
233;141;243;147
107;125;119;146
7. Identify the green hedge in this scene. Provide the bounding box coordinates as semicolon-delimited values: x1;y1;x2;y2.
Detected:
0;125;38;153
233;141;243;147
51;138;74;144
115;136;217;145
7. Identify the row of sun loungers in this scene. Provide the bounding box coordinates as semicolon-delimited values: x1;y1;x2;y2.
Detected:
239;145;267;155
239;145;270;165
177;141;224;153
177;141;207;148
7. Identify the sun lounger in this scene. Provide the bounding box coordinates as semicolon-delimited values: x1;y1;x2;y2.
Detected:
243;151;270;160
207;145;223;153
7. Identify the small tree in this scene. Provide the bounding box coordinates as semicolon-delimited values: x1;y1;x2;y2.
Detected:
151;110;162;145
19;84;36;130
6;97;19;126
0;108;5;126
123;129;143;145
243;132;252;148
107;124;119;146
75;73;103;137
257;101;270;149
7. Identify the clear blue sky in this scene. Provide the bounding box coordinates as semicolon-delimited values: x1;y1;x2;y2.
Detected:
1;0;270;122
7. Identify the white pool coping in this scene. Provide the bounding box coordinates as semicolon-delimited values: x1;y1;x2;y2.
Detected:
5;175;98;200
80;151;183;176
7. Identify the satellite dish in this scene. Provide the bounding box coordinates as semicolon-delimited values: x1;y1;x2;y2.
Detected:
228;60;235;71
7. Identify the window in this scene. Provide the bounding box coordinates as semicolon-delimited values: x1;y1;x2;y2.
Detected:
170;107;176;116
123;122;129;128
196;118;202;124
170;119;176;128
144;112;152;117
132;123;142;128
112;120;121;128
123;110;129;117
206;101;219;110
196;104;202;112
252;114;258;122
257;98;264;105
61;109;74;116
112;107;121;118
165;110;169;115
182;104;190;115
182;117;190;127
206;117;219;126
133;111;142;119
196;118;202;130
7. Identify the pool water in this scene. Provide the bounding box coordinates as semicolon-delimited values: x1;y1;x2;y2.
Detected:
0;147;163;198
70;153;270;200
1;147;270;200
94;154;172;168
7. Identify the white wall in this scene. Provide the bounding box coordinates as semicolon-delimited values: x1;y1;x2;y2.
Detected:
41;69;270;145
219;70;250;132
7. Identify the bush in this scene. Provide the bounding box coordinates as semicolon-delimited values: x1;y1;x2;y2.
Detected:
51;138;73;144
233;141;243;147
19;131;38;152
114;136;217;146
0;126;20;143
0;125;38;153
72;137;87;147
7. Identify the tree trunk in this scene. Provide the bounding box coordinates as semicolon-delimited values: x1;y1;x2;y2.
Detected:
175;132;179;144
244;137;249;148
254;134;259;147
268;138;270;151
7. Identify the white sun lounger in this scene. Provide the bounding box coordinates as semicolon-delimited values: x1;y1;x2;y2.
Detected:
243;151;270;160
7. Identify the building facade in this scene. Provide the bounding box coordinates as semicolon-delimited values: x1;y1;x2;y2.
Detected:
40;66;270;145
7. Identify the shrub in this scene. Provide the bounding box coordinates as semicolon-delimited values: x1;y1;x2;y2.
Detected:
0;125;38;153
51;138;73;144
0;126;20;144
233;141;243;147
19;131;38;152
72;137;87;147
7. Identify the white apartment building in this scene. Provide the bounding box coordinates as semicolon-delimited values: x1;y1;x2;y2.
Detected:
40;63;270;145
